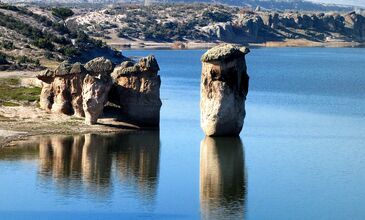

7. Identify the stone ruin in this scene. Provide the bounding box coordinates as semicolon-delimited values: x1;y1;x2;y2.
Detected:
200;44;250;136
37;55;162;127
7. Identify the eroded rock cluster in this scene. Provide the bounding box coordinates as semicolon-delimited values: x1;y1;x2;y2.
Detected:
37;57;114;125
200;44;250;136
110;55;162;127
37;56;162;126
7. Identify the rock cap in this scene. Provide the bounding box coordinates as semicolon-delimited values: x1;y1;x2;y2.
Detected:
84;57;114;75
201;44;250;62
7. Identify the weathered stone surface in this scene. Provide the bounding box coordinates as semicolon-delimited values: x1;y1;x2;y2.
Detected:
110;55;162;127
82;57;114;125
84;57;114;76
37;61;86;115
200;44;249;136
37;57;113;125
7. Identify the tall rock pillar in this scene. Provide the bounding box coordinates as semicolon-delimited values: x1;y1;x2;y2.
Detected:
200;44;250;136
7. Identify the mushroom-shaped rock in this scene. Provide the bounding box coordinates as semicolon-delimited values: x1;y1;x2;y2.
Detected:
200;44;250;136
82;57;114;125
36;61;87;115
109;55;162;127
37;57;113;125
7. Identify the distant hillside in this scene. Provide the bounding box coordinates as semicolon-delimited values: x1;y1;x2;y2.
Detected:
163;0;358;11
67;4;365;46
0;3;124;70
1;0;362;11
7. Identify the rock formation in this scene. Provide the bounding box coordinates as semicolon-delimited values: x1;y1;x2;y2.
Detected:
109;55;162;127
83;57;114;125
37;57;114;125
200;44;249;136
37;62;87;116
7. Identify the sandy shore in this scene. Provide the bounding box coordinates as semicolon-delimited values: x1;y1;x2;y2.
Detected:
0;105;146;147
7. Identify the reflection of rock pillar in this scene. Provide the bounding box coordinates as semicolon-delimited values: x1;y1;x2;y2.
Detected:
51;136;73;178
200;44;249;136
81;134;111;186
200;137;246;220
116;131;160;200
38;137;53;174
70;135;84;174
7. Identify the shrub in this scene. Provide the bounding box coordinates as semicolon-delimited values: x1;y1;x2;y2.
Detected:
34;38;54;50
202;10;232;22
52;7;74;20
0;52;8;64
0;40;14;49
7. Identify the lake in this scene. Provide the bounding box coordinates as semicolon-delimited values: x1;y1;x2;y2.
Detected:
1;48;365;219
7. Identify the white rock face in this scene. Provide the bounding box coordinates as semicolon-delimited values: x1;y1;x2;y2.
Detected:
200;44;250;136
82;74;112;125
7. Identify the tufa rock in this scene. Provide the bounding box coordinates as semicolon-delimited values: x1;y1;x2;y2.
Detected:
200;44;249;136
82;57;114;125
36;57;113;125
109;55;162;127
37;61;87;116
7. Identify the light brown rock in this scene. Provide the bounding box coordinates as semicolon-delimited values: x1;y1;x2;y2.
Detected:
110;55;162;127
82;57;114;125
200;44;250;136
37;62;87;116
37;57;113;125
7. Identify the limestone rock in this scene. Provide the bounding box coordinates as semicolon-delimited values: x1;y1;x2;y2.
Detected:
37;61;87;115
82;57;114;125
200;44;249;136
82;74;112;125
84;57;114;76
110;55;162;127
37;57;113;125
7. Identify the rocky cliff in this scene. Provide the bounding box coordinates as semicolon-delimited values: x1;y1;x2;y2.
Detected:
68;4;365;45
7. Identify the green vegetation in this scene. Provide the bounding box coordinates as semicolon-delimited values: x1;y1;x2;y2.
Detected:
0;78;41;103
0;52;9;65
2;101;20;107
0;40;14;50
16;56;40;66
202;10;232;22
51;7;74;20
0;3;110;63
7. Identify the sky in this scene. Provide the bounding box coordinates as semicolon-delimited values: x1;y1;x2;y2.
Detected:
309;0;365;7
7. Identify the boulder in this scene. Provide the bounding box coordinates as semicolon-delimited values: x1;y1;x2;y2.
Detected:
200;44;249;136
110;55;162;127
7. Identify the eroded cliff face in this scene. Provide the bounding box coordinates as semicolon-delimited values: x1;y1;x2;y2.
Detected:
37;57;114;125
200;44;249;136
110;55;162;127
203;11;365;43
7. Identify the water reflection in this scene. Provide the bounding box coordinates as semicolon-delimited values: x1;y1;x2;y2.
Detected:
200;137;247;220
1;132;160;201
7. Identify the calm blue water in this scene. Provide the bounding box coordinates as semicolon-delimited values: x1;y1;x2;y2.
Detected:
1;48;365;219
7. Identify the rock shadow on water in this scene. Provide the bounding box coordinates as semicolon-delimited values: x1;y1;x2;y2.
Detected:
0;131;161;203
200;136;247;220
